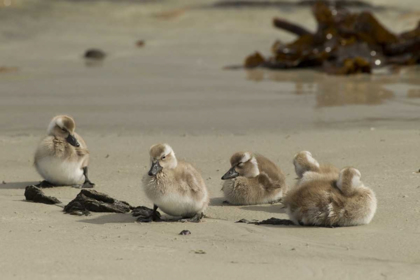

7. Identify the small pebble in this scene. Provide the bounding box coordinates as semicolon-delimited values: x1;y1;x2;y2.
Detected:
84;49;106;60
2;181;6;184
179;230;191;235
193;250;206;254
136;40;145;47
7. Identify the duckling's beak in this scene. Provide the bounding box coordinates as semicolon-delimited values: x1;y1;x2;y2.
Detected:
221;166;239;180
66;134;80;147
148;162;163;176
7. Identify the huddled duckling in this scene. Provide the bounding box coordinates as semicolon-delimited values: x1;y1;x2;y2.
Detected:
284;151;377;227
221;152;287;205
293;151;340;184
34;115;94;188
142;143;209;222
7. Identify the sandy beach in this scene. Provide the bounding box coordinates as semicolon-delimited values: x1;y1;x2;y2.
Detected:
1;0;420;279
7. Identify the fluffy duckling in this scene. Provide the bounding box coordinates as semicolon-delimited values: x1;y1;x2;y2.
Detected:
293;151;340;183
284;152;377;227
142;143;209;222
34;115;94;187
221;152;287;205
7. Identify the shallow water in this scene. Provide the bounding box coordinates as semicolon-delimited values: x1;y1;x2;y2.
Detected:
0;0;419;135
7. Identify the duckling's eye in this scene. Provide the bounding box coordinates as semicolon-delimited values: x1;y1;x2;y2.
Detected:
161;155;166;160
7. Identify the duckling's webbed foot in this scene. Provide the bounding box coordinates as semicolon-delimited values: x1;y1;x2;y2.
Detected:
182;212;204;223
82;167;95;188
269;198;283;205
82;181;95;188
36;180;57;188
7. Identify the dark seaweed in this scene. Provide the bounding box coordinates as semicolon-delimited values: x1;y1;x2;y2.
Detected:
179;230;192;235
84;49;106;60
244;2;420;74
64;189;132;215
25;185;61;205
236;217;295;225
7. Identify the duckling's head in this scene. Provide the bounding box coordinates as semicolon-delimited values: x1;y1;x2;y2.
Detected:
221;152;259;180
337;167;362;194
293;151;320;178
148;143;178;176
47;115;80;147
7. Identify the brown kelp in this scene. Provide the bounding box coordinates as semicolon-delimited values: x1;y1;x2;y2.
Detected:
64;189;132;215
244;2;420;74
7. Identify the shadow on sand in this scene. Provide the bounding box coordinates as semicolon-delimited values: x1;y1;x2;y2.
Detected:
210;197;286;214
78;213;135;225
0;181;40;190
240;204;286;214
210;197;228;206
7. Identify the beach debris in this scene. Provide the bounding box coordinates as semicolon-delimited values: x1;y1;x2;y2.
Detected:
136;40;145;47
243;2;420;75
236;217;295;225
35;180;57;188
192;250;206;254
2;180;5;184
84;49;106;60
236;218;253;223
64;189;132;215
66;204;91;216
132;206;162;222
256;217;295;225
179;230;192;235
25;185;61;205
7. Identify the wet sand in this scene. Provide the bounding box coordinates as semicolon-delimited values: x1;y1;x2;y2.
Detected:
1;0;420;279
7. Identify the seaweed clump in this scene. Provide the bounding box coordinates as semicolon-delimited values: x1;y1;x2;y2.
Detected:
236;217;295;225
244;2;420;74
64;189;132;215
25;185;61;205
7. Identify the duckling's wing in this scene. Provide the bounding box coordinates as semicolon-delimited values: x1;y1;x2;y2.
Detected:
186;172;201;192
258;172;282;190
37;136;69;158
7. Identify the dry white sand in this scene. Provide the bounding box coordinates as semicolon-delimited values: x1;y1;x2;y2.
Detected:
1;0;420;279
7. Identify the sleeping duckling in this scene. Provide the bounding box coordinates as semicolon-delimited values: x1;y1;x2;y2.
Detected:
293;151;339;183
285;153;377;227
221;152;287;205
142;143;209;222
34;115;94;188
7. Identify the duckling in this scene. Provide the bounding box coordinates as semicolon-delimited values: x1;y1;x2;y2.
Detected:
34;115;94;188
285;154;377;227
293;151;340;183
221;152;287;205
142;143;209;222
